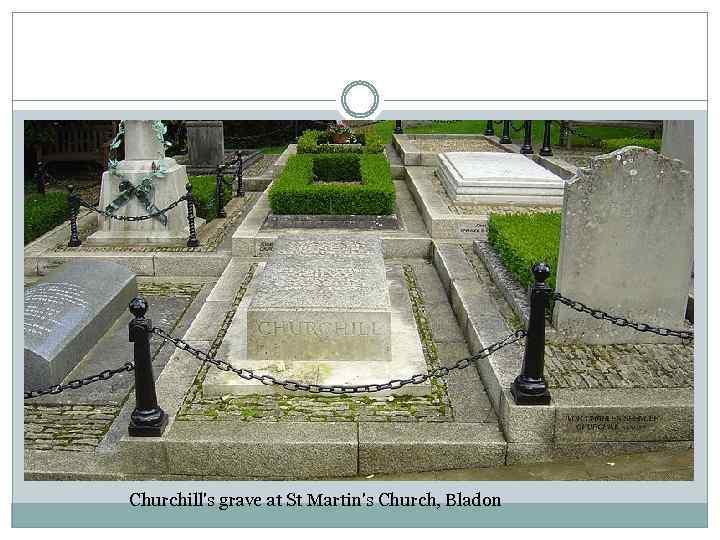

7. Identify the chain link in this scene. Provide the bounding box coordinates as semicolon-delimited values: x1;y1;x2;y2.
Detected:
552;292;693;340
24;361;135;400
76;194;187;222
151;326;526;394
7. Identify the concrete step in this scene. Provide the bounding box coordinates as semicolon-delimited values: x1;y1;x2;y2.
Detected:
384;143;405;179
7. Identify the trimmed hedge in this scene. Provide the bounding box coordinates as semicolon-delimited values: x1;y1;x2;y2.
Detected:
487;212;561;314
600;138;661;153
269;153;395;215
297;129;383;154
188;175;233;220
25;191;70;244
312;154;361;182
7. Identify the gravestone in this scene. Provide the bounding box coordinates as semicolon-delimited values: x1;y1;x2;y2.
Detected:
247;236;392;362
662;121;693;173
437;152;565;205
87;120;204;246
185;120;225;174
24;261;137;391
553;146;693;344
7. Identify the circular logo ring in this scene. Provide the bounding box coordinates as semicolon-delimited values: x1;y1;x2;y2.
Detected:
340;81;380;118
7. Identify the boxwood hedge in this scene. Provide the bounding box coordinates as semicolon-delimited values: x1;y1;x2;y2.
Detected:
297;129;383;155
24;191;70;245
487;211;561;313
268;153;395;215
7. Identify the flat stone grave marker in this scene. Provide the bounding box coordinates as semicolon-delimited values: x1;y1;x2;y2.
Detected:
553;146;693;344
247;235;392;362
24;260;137;391
437;151;565;205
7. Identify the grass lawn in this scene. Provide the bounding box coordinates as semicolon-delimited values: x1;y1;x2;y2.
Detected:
24;191;70;245
359;120;660;148
259;144;288;155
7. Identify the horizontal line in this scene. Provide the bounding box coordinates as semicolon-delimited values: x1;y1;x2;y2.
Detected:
12;99;336;103
384;99;708;102
11;11;710;14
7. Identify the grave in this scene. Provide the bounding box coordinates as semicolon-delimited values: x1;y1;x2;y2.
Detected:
86;120;204;246
437;151;565;205
24;260;137;391
203;234;429;396
247;236;392;363
553;146;693;344
185;120;225;175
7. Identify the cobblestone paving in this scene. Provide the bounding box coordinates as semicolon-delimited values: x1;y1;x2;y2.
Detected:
462;245;694;390
53;192;258;253
244;155;276;177
177;264;452;423
24;404;120;452
411;138;501;153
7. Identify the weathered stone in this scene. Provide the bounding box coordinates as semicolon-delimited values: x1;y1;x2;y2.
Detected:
247;236;392;363
185;120;224;170
24;260;137;391
437;152;565;205
87;121;205;246
553;147;693;344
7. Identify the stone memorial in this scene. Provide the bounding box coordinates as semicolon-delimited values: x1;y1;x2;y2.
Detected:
437;152;565;205
87;120;204;246
662;120;694;173
553;146;693;344
24;260;137;391
247;236;392;362
185;120;225;175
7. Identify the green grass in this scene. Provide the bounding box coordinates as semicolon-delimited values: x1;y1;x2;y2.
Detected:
487;212;561;314
24;191;70;244
361;120;660;148
188;176;233;220
268;153;395;215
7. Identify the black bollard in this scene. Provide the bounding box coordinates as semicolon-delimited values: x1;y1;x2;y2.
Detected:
500;120;512;144
520;120;534;154
394;120;403;134
215;165;226;218
67;184;82;247
484;120;495;136
35;161;46;195
235;152;244;198
128;297;167;437
511;262;551;405
539;120;553;156
185;182;200;248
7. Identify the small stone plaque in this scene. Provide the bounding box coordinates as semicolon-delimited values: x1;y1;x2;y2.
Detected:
24;261;137;391
247;235;392;362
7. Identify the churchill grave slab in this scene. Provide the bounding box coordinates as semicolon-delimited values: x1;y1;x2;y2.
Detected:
247;236;392;362
437;152;565;205
24;260;137;391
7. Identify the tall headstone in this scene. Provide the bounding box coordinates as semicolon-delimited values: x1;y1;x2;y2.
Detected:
553;146;693;344
24;261;137;391
662;121;694;172
87;120;204;246
185;120;225;174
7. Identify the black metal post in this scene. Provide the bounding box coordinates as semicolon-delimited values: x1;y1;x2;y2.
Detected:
511;262;551;405
185;182;200;248
235;152;244;198
215;165;226;218
539;120;553;156
128;297;167;437
34;161;46;195
484;120;495;136
520;120;534;154
67;184;82;247
394;120;403;134
500;120;512;144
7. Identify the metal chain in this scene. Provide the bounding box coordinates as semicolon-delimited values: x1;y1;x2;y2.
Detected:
151;326;527;394
76;194;187;221
552;292;693;340
24;361;135;400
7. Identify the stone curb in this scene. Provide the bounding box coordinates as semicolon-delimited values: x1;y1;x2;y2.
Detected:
432;242;694;463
